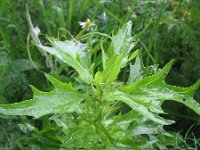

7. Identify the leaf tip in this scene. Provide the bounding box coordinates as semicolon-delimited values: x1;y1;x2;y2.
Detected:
30;85;40;94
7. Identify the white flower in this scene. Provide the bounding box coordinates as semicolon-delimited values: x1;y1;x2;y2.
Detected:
131;12;137;19
32;26;40;36
79;19;95;29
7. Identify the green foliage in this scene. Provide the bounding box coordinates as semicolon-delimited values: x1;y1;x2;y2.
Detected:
0;0;200;149
0;74;81;118
0;21;199;149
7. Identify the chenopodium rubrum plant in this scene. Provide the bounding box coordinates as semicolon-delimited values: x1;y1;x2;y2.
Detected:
0;21;200;149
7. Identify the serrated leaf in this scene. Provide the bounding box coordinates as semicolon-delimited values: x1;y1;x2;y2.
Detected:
111;21;133;55
0;75;82;118
103;90;174;125
122;60;200;117
103;60;200;124
37;39;92;83
127;54;143;84
123;60;174;91
106;21;137;68
127;53;159;84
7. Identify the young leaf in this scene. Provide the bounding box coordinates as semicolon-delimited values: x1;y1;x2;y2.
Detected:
127;54;144;84
106;21;137;68
111;21;133;55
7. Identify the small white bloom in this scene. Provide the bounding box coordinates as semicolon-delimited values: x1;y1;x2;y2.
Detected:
32;26;40;36
131;12;137;19
79;19;95;29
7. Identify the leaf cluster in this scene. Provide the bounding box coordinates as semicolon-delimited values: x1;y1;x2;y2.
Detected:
0;21;200;149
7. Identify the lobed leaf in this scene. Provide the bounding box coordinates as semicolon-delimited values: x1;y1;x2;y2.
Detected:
123;60;200;116
123;60;174;91
103;59;200;125
111;21;133;56
103;90;174;125
127;54;144;84
37;39;92;83
0;75;82;118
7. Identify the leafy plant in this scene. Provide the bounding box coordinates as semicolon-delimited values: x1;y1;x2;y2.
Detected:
0;20;200;149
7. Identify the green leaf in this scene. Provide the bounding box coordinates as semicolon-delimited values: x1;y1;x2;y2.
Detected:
103;90;174;125
102;55;121;83
0;75;82;118
123;61;200;115
123;60;174;91
37;39;92;83
101;47;108;70
111;21;133;55
93;71;103;86
127;53;159;84
104;60;200;124
127;54;144;84
50;39;86;60
127;49;139;62
101;21;139;83
106;21;137;68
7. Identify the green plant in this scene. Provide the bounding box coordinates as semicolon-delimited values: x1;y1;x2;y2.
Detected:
0;19;200;149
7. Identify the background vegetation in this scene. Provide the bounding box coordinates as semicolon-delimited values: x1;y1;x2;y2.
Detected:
0;0;200;149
